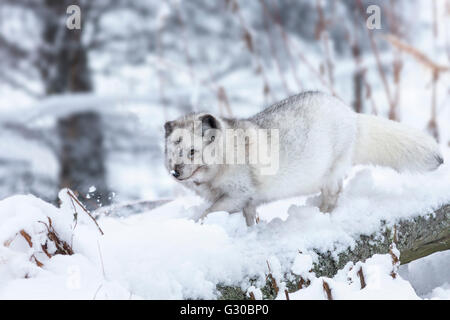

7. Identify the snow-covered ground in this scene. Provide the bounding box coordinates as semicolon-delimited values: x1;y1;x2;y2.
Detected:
1;154;449;299
0;1;448;300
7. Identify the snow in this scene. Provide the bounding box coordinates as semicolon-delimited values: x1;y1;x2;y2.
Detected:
0;132;57;180
1;157;449;299
291;253;313;276
288;254;420;300
426;283;450;300
247;286;263;300
399;250;450;298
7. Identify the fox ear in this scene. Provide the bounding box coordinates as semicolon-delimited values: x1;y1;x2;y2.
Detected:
199;114;219;136
164;121;174;137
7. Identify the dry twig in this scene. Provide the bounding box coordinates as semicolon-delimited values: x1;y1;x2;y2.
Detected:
322;280;333;300
357;267;366;289
67;189;104;235
266;260;279;295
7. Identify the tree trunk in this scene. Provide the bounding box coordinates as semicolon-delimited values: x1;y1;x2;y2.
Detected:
38;0;109;209
39;1;107;208
218;204;450;299
57;112;108;208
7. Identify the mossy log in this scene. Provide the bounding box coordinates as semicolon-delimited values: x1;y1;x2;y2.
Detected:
218;204;450;300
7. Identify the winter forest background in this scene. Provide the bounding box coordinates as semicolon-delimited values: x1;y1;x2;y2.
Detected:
0;0;449;300
1;0;448;207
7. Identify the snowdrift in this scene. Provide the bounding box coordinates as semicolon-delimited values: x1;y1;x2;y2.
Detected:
0;164;449;299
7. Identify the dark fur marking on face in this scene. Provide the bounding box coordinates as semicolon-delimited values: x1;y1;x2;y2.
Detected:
199;114;219;136
164;121;174;138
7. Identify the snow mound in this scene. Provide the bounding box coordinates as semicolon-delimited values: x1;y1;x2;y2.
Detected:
287;254;419;300
0;162;449;299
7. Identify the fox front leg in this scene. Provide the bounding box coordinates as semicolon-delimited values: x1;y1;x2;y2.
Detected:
198;195;246;223
243;204;257;227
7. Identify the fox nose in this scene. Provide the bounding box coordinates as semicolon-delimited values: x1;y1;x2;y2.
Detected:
171;169;181;178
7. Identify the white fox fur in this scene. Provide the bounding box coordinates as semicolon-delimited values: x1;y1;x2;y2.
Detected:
354;114;443;172
164;91;443;226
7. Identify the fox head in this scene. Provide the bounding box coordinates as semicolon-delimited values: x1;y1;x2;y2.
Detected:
164;113;223;183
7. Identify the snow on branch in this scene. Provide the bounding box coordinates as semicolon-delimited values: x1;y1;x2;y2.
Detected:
0;93;187;124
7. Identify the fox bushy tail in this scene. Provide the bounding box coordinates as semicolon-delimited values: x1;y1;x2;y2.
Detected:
354;114;443;172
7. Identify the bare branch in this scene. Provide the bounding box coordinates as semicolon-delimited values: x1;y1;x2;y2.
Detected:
383;34;450;73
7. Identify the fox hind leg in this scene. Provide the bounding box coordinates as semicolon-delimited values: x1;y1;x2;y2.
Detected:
319;178;343;212
319;150;352;212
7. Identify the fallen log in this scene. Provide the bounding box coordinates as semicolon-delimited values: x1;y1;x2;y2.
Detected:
218;204;450;299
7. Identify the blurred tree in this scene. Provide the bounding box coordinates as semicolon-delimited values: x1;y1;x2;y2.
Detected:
0;0;156;206
0;0;167;205
0;0;438;206
39;0;107;208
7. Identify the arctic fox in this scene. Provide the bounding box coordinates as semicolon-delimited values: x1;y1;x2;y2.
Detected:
164;91;443;226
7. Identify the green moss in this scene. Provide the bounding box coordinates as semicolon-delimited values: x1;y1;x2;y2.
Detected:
216;285;247;300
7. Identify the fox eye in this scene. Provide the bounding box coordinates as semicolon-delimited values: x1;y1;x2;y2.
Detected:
211;136;215;142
